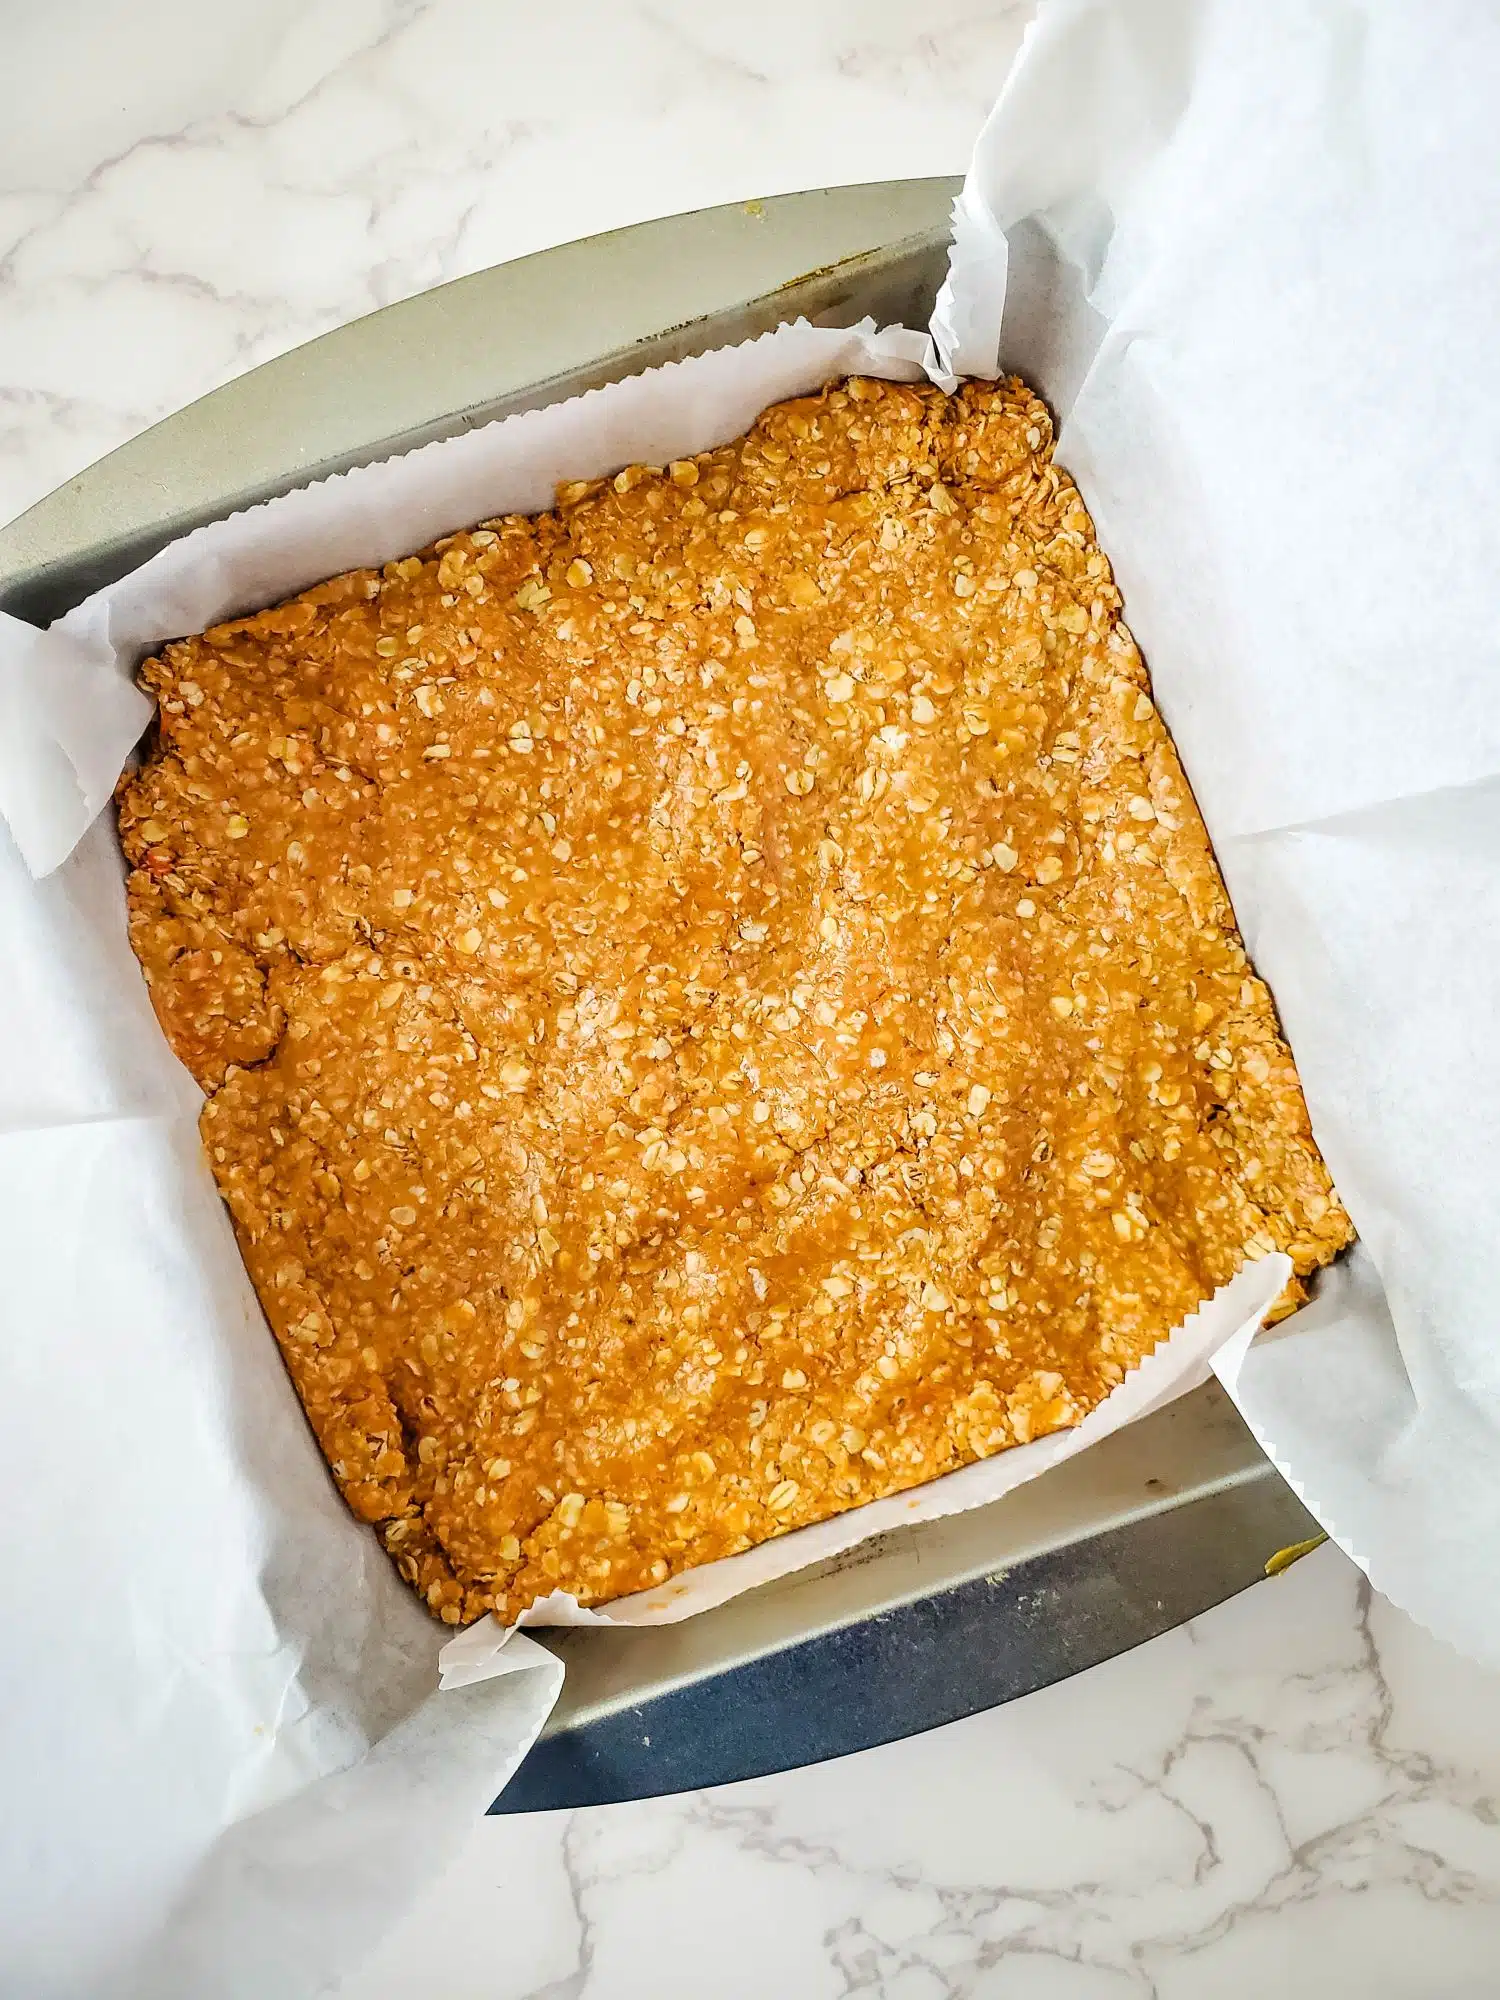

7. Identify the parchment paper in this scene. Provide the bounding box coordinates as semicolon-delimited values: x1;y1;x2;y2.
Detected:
0;313;1289;1993
4;1;1496;1989
933;0;1500;1662
438;1255;1285;1687
0;324;920;2000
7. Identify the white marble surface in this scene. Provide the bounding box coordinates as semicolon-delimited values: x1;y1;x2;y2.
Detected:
4;5;1499;1995
353;1549;1500;2000
0;0;1023;527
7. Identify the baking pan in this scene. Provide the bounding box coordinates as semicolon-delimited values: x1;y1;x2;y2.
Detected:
0;179;1320;1809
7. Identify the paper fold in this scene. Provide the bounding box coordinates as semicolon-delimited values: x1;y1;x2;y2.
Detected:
0;611;153;874
0;321;957;2000
941;0;1500;1663
439;1257;1291;1689
4;6;1497;1992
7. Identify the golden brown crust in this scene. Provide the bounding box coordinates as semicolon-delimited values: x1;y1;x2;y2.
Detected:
117;377;1352;1624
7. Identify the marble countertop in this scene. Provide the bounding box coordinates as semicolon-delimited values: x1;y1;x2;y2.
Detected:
358;1549;1500;1999
4;5;1499;1995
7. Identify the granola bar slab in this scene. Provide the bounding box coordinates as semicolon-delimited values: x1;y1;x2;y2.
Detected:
118;377;1352;1624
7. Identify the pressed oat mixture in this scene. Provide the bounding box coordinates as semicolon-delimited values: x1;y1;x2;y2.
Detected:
118;377;1353;1625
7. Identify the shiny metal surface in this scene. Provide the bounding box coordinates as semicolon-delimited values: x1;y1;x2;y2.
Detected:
0;179;958;625
499;1395;1309;1810
498;1380;1313;1810
0;180;1315;1807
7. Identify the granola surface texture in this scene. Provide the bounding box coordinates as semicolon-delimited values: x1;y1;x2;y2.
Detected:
118;377;1353;1625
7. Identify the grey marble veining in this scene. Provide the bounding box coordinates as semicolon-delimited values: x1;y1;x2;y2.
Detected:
0;0;1026;527
355;1551;1500;1997
4;6;1499;1994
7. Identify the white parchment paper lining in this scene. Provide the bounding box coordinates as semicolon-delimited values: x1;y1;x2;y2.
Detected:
933;0;1500;1672
4;1;1497;1992
0;310;1282;2000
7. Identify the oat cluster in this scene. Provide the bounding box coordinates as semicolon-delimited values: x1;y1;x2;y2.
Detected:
118;377;1352;1624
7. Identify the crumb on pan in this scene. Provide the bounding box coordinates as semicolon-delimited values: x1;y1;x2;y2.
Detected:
117;375;1353;1625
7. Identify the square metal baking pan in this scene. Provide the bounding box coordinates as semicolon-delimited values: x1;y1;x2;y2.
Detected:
0;178;1319;1809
